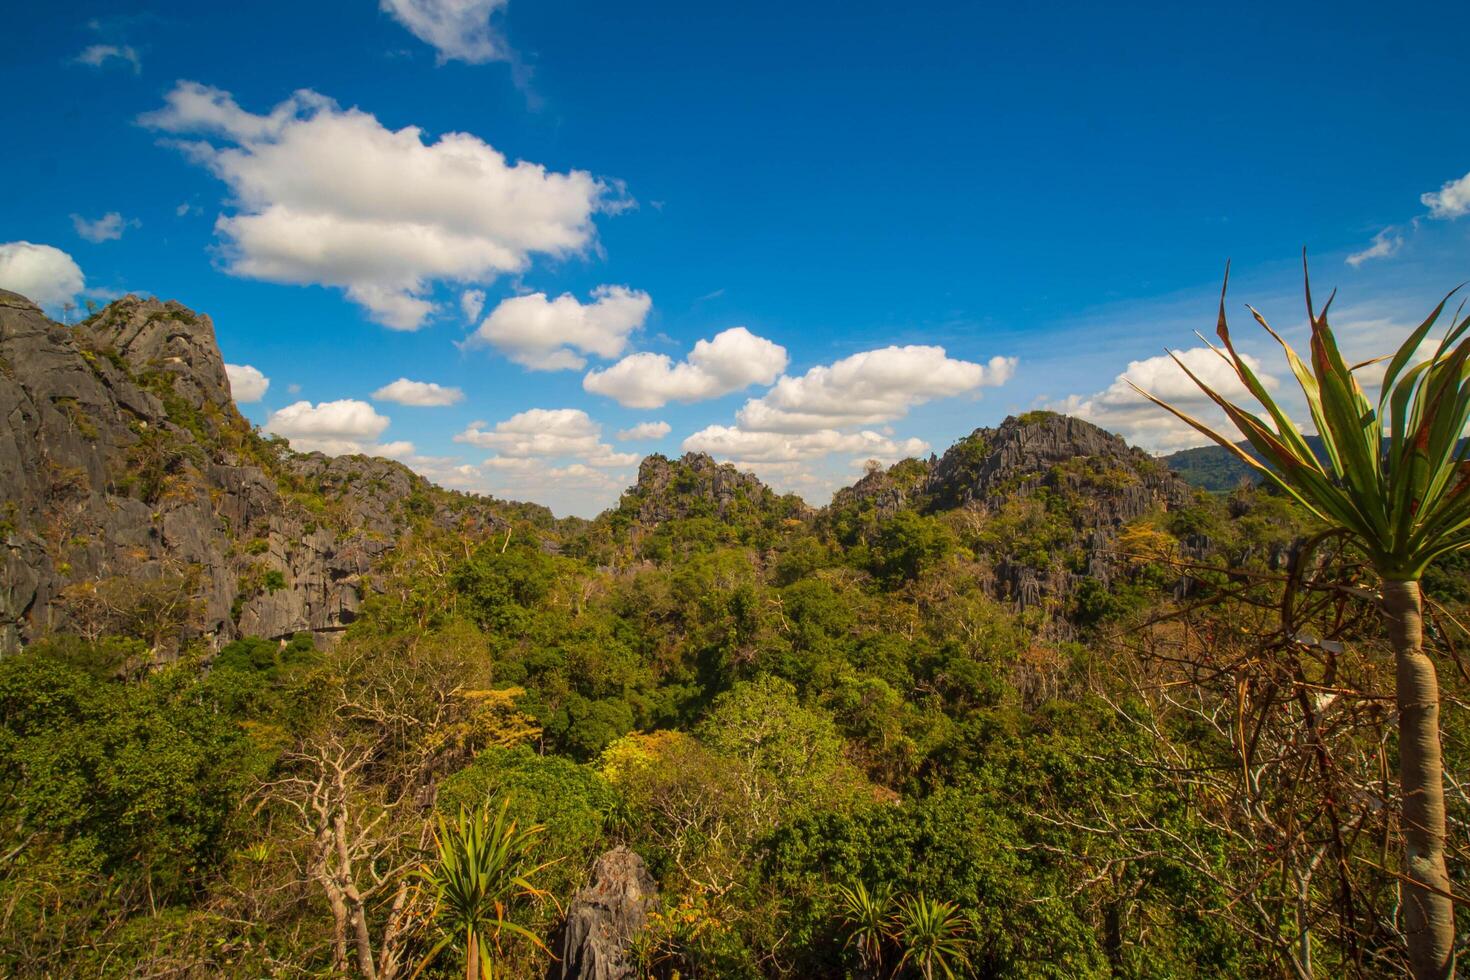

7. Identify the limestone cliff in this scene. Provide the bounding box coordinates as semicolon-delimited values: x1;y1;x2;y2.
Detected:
828;412;1199;612
0;290;505;653
615;452;810;527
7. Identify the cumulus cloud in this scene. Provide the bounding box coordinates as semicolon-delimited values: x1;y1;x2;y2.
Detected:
735;345;1015;432
263;399;399;455
617;420;672;441
683;425;928;465
454;408;637;466
71;211;136;243
733;459;841;492
381;0;509;64
1346;227;1401;267
1422;170;1470;219
477;458;631;518
372;377;465;406
140;81;617;330
583;326;788;408
0;242;85;308
460;288;485;322
669;343;1011;495
224;363;270;403
470;286;651;369
72;44;140;73
1053;346;1282;452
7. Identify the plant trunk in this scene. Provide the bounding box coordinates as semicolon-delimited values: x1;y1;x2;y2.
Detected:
1384;580;1455;979
466;930;479;980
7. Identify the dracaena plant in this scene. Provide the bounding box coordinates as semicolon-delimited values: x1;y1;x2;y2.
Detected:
892;893;971;980
834;880;894;973
1133;257;1467;980
414;799;553;980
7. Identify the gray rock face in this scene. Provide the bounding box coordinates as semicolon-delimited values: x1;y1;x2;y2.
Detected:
620;453;808;527
0;290;505;654
557;847;657;980
927;414;1196;612
827;412;1199;616
829;458;931;520
927;412;1192;516
78;294;232;411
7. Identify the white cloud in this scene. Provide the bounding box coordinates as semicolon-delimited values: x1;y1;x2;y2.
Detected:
263;398;397;455
1053;346;1282;452
736;346;1016;433
470;286;650;369
380;0;509;64
0;242;85;309
1346;227;1401;267
583;326;788;408
389;449;629;518
372;377;465;406
377;440;417;458
140;82;617;330
617;420;672;441
665;343;1009;496
71;211;136;243
682;425;929;464
478;458;632;518
1422;170;1470;219
460;288;485;322
224;363;270;403
454;407;636;466
72;44;140;73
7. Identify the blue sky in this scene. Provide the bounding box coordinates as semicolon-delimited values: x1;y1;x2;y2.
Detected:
3;0;1468;515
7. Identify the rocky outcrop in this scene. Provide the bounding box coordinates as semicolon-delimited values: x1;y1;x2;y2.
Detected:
617;453;809;528
823;413;1199;617
80;294;233;413
924;414;1196;613
0;290;505;653
829;458;931;520
557;847;658;980
926;412;1192;518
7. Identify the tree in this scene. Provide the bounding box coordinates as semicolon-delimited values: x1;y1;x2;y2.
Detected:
1133;261;1469;979
416;801;551;980
60;565;204;659
258;625;506;978
697;675;861;830
869;511;956;583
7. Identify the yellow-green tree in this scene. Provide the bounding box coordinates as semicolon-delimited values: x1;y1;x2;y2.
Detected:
1134;262;1467;979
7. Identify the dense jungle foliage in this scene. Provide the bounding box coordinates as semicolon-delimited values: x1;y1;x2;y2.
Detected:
2;448;1467;978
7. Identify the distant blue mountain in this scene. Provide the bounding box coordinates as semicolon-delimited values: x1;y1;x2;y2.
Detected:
1163;436;1463;492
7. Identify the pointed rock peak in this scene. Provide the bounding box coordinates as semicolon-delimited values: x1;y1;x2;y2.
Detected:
79;294;232;411
829;455;934;519
620;452;804;528
630;451;773;502
922;412;1191;512
991;410;1131;455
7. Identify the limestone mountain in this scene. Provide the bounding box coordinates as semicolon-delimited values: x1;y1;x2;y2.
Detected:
0;290;509;653
828;411;1199;612
2;289;1215;653
615;452;809;527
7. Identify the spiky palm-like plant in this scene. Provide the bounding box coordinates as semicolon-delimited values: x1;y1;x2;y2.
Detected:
893;893;970;980
1133;259;1468;979
834;880;894;974
414;800;552;980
